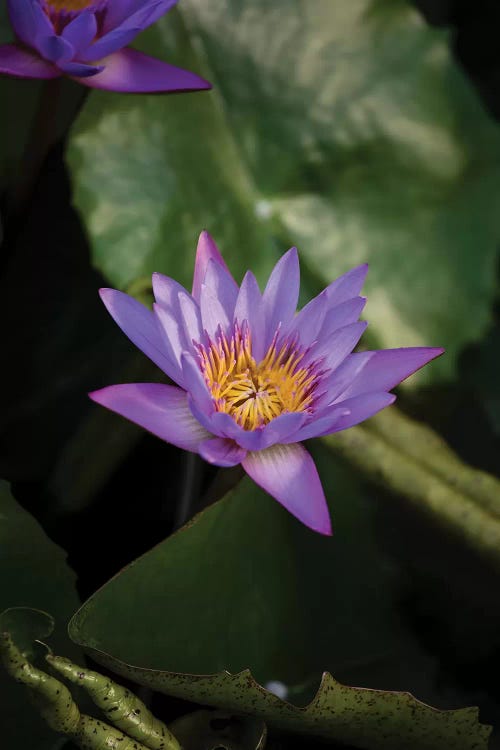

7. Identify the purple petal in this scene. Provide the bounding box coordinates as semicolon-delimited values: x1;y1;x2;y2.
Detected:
242;444;332;535
89;383;211;451
192;231;235;302
201;258;239;321
287;290;329;347
191;412;263;451
262;247;300;347
177;290;203;344
316;352;374;406
61;11;97;56
200;284;231;339
181;353;213;414
319;297;366;338
121;0;178;29
37;35;74;64
32;2;55;32
260;412;307;448
59;61;104;78
99;288;177;379
198;437;246;467
153;303;188;374
342;347;445;399
308;321;368;372
152;272;188;310
102;0;144;33
7;0;35;45
77;48;211;93
82;25;144;61
329;392;396;433
287;269;367;347
288;392;396;442
103;0;177;35
324;264;369;306
233;271;265;360
0;44;60;79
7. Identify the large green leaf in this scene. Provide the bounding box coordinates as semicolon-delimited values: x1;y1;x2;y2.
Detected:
67;0;500;384
67;10;276;292
0;482;81;750
69;447;491;749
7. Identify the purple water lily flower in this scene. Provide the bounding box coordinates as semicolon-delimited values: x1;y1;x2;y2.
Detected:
90;232;444;534
0;0;210;93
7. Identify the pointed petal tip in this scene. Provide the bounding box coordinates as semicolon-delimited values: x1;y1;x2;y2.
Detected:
88;385;110;404
315;517;333;536
78;48;211;93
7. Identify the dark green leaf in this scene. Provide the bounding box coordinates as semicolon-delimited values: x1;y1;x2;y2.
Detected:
68;449;491;749
0;482;81;750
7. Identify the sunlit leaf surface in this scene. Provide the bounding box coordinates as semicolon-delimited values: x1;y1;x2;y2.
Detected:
67;0;500;383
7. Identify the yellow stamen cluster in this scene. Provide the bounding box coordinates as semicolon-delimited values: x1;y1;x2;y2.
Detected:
197;325;318;431
46;0;96;11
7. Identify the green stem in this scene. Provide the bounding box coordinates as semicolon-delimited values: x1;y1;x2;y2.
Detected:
321;408;500;567
0;633;182;750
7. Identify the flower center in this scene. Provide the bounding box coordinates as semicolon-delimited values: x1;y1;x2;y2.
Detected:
45;0;96;9
196;324;319;430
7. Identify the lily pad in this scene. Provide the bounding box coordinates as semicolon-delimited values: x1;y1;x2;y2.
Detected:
67;0;500;384
0;481;81;750
68;451;491;750
0;607;55;659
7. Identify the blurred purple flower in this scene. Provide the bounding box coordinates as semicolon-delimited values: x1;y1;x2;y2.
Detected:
0;0;210;93
91;232;443;534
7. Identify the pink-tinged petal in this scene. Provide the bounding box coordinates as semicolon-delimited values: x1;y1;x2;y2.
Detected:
181;353;213;414
324;264;369;306
89;383;211;451
262;247;300;346
242;444;332;535
38;35;74;64
199;437;246;467
202;258;239;320
308;321;368;372
342;347;445;398
99;288;176;378
192;231;235;302
77;48;211;93
289;392;396;442
319;297;366;338
7;0;42;46
62;11;97;56
200;284;230;339
152;272;188;311
0;44;60;79
59;61;104;78
234;271;265;360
